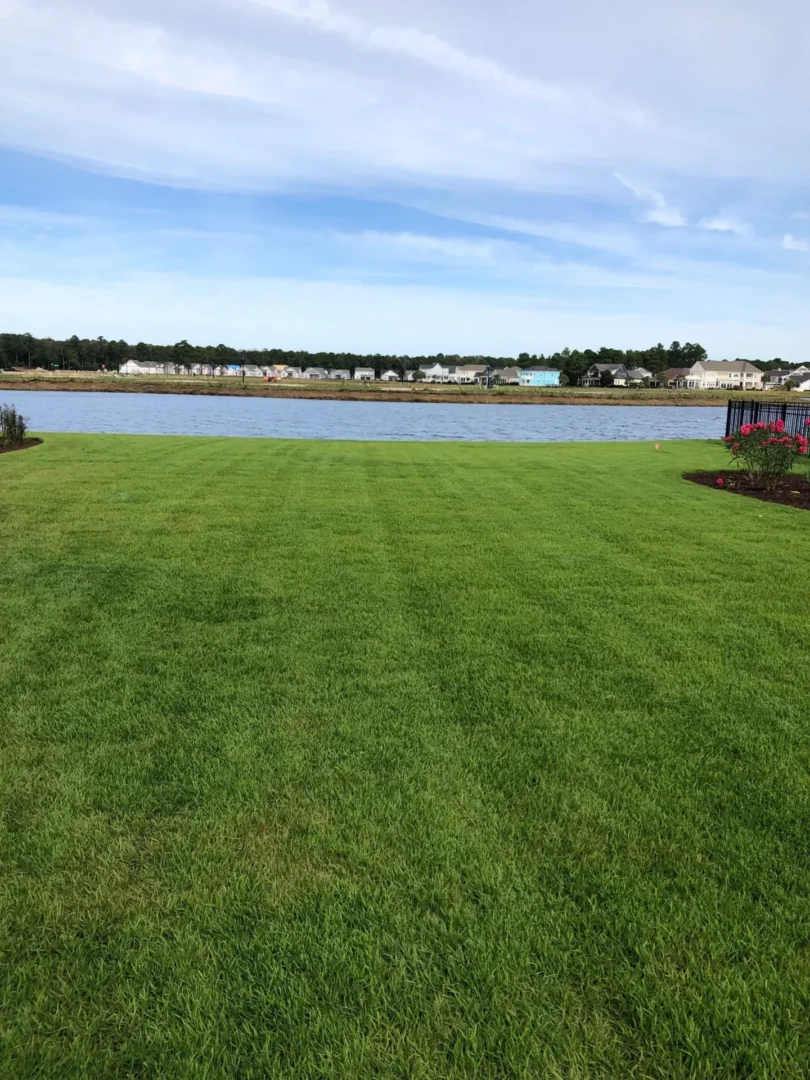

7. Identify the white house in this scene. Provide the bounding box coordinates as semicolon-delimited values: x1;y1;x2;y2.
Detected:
380;369;400;381
119;359;176;375
685;361;763;390
354;367;375;381
330;369;351;380
495;367;521;385
764;365;810;389
417;363;456;383
303;367;329;380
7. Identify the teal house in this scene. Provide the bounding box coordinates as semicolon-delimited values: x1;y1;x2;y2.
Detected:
518;368;561;387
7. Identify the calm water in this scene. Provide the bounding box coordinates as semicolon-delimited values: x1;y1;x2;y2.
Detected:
1;390;725;442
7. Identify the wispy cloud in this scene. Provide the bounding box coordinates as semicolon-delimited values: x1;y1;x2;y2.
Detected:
699;215;750;235
783;234;809;252
250;0;579;108
614;172;686;227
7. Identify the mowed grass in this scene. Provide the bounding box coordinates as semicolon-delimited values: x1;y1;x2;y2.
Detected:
1;434;810;1079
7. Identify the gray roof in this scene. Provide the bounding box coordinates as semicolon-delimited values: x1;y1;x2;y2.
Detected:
590;363;627;373
694;361;762;373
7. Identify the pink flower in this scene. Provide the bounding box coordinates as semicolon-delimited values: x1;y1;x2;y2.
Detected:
740;424;752;436
774;419;785;433
805;419;810;426
716;477;724;486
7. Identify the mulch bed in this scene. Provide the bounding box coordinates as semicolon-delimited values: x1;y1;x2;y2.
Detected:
684;471;810;511
0;438;42;455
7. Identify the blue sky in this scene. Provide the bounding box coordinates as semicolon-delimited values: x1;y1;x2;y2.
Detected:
1;0;809;358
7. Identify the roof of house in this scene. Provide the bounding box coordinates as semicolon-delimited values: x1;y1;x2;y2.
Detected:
589;363;627;373
456;364;488;373
499;367;521;376
663;367;691;378
522;367;560;373
765;369;798;378
693;361;762;373
626;367;653;377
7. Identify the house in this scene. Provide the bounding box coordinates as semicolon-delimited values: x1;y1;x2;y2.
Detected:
454;365;488;384
119;359;177;376
242;365;262;377
261;364;294;379
661;367;691;388
495;367;521;385
625;366;658;386
380;369;400;381
354;368;375;381
303;367;330;380
763;369;795;387
764;367;810;388
417;362;456;383
519;367;562;387
685;361;763;390
330;369;351;380
791;372;810;392
579;364;630;387
285;367;303;379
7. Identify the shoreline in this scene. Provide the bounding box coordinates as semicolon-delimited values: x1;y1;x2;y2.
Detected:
0;375;744;408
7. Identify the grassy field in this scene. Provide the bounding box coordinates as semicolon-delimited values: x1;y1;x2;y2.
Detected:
0;369;798;406
2;434;810;1078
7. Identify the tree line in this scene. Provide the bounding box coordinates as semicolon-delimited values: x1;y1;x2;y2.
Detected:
0;332;793;385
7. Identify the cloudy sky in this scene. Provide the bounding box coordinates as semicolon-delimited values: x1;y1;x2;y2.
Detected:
1;0;809;357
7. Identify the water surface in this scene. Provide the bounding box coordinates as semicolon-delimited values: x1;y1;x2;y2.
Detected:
1;390;725;442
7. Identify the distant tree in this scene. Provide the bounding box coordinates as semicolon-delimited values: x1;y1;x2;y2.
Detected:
411;368;425;382
599;370;614;388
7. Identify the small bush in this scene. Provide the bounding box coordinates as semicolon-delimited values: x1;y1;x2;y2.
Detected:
724;419;810;490
0;405;28;446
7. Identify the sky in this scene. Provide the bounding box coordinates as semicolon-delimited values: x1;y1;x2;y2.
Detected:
1;0;809;358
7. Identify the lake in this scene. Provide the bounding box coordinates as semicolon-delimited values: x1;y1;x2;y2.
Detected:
0;390;725;442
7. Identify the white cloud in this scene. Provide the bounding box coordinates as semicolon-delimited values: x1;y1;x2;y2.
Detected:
614;172;686;227
645;207;687;227
783;233;809;251
248;0;600;110
699;215;750;235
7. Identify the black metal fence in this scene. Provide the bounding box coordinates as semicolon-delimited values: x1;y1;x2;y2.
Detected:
726;399;810;437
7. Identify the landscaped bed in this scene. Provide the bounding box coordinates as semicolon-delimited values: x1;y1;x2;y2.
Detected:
2;435;810;1077
0;437;41;455
684;470;810;510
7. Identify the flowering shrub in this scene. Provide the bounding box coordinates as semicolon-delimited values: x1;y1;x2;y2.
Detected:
723;418;809;490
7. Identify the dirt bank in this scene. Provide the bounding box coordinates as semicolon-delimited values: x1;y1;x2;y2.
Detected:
0;377;732;407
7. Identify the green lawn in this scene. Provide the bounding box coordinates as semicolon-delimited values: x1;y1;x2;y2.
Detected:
2;434;810;1078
